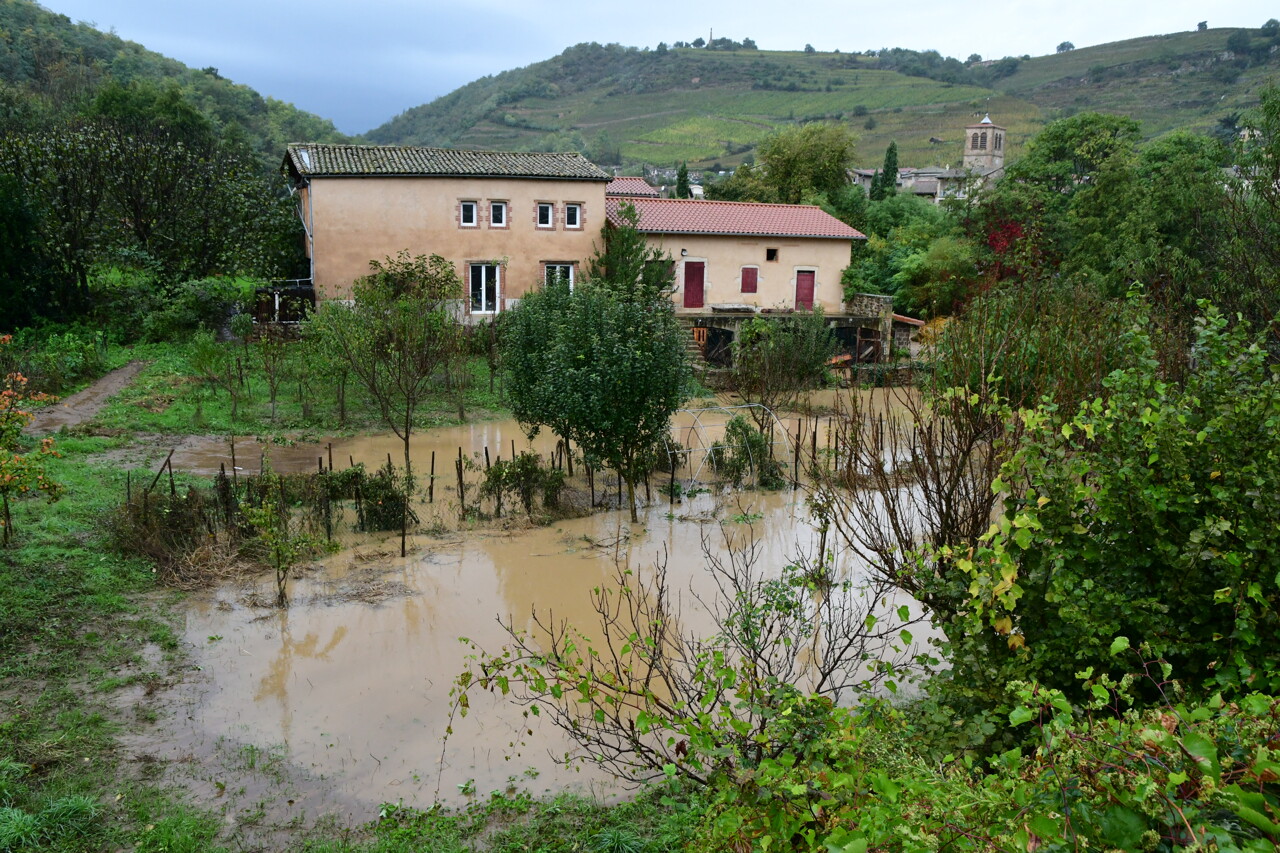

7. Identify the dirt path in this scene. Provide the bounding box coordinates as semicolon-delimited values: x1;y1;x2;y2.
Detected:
26;360;147;435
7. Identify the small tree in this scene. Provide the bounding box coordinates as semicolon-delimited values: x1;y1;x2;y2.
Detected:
675;162;691;199
506;209;689;521
1056;41;1075;52
313;253;462;556
731;311;835;432
870;141;898;201
585;202;678;303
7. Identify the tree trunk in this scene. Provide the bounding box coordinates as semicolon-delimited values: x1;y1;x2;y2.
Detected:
401;426;411;559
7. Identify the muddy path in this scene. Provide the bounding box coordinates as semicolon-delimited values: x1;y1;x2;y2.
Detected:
26;360;147;434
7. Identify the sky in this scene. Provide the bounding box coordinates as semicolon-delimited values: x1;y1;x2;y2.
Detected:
45;0;1273;135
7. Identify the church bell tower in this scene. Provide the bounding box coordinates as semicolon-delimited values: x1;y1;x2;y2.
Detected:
963;114;1005;173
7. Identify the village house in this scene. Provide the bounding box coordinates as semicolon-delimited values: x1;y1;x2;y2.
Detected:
606;196;892;363
283;143;894;361
282;143;611;313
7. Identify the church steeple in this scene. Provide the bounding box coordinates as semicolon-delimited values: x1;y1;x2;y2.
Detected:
963;114;1005;173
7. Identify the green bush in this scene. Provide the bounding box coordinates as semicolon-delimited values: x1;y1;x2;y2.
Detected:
138;277;241;342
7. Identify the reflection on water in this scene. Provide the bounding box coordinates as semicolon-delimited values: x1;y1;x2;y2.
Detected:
144;390;923;823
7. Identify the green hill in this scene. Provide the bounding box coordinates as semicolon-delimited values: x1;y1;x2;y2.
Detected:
0;0;348;167
366;26;1280;170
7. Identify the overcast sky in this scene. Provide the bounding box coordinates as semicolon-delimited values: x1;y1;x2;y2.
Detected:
45;0;1272;134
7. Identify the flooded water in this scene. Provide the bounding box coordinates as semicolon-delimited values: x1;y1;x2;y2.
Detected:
135;389;927;830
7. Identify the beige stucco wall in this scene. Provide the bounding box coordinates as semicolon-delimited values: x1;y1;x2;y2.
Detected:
297;175;607;308
641;233;854;314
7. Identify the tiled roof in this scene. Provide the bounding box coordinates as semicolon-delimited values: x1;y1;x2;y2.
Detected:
606;176;661;196
284;144;610;181
606;198;864;240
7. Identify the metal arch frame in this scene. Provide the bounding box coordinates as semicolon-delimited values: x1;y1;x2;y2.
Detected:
664;403;794;485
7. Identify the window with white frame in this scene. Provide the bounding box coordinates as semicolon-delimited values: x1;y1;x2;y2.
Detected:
564;203;582;229
545;263;574;289
460;200;478;227
489;201;507;227
469;263;500;313
536;203;554;228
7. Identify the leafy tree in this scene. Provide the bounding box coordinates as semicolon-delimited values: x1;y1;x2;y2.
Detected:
869;141;898;201
0;173;55;327
309;253;462;556
585;201;677;303
754;122;857;204
1263;18;1280;37
1198;20;1208;31
675;161;691;198
1056;41;1075;52
1221;85;1280;344
692;37;706;48
804;43;816;54
506;210;687;521
942;308;1280;704
1226;30;1252;55
731;311;835;432
503;280;688;522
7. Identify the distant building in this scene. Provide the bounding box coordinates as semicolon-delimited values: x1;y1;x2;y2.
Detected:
853;114;1007;203
963;114;1006;174
606;176;661;197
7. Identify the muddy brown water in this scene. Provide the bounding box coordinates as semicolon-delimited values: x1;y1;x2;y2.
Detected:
126;390;926;831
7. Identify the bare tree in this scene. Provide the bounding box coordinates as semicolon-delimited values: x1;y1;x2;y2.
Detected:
453;528;926;784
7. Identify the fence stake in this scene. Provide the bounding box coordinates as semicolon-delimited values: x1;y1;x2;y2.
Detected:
318;456;323;473
148;450;174;493
793;422;801;487
429;450;436;503
328;443;334;471
484;446;490;470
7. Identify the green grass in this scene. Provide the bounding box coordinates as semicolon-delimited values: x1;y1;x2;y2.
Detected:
297;787;702;853
91;340;507;437
0;432;231;851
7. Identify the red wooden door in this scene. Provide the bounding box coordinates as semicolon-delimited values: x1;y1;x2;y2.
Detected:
683;261;705;308
795;270;815;310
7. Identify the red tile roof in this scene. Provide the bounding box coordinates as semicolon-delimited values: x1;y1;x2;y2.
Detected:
607;197;865;240
606;176;661;196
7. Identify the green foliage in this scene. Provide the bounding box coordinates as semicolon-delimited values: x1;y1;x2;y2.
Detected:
0;338;63;547
309;253;463;552
743;122;858;204
710;415;786;489
502;278;688;522
479;451;566;518
936;308;1280;704
674;161;690;198
585;202;678;303
695;673;1280;852
931;279;1138;410
731;310;834;428
868;140;898;201
240;460;330;606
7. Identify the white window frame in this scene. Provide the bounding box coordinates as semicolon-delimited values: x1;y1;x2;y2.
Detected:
460;200;478;228
564;203;582;229
489;201;507;228
469;263;501;314
545;263;575;290
536;203;555;228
